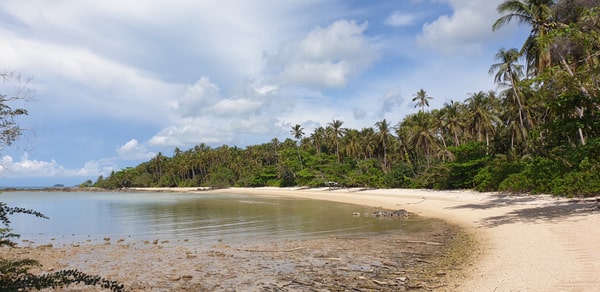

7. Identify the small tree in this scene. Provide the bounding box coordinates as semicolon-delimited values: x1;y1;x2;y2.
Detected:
0;71;123;291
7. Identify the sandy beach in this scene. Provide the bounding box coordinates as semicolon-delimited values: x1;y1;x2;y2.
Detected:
203;187;600;291
5;187;600;291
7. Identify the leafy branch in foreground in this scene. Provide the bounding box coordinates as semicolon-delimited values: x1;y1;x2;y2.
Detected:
0;265;125;292
0;202;124;291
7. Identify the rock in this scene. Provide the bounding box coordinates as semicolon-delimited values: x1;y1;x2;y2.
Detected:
169;275;181;281
181;274;193;280
373;279;388;285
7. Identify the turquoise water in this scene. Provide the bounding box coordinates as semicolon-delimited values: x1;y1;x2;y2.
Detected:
1;191;415;245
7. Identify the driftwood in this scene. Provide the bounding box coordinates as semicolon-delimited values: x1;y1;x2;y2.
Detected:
404;240;444;246
237;246;306;253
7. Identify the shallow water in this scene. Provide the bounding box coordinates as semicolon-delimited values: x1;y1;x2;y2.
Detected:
1;191;424;245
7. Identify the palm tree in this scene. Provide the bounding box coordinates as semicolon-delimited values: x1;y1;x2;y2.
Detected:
493;0;556;76
342;129;361;159
290;124;304;169
440;100;466;146
327;120;344;162
359;127;376;159
310;127;326;154
465;91;501;148
397;113;442;169
412;89;433;113
375;119;393;171
489;48;532;134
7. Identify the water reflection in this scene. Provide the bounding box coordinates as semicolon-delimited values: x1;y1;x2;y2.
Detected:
1;191;422;245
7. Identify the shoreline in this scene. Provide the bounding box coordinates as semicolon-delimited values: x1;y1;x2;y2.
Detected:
4;187;600;290
135;186;600;291
3;187;471;291
5;222;466;291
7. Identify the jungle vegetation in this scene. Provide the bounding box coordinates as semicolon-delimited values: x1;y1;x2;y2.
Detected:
94;1;600;197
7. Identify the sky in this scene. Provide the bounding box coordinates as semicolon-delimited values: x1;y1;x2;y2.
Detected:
0;0;527;187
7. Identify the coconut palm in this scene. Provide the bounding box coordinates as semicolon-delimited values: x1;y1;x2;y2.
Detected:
440;100;466;146
465;91;501;148
412;113;441;168
398;113;441;169
493;0;556;76
359;127;377;159
290;124;304;169
412;89;433;113
375;119;394;172
327;119;344;162
310;127;326;154
342;129;361;160
489;47;532;135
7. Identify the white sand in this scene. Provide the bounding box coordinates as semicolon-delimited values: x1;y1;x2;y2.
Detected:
181;187;600;291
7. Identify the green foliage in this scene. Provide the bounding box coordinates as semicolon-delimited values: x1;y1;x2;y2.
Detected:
450;142;488;163
413;164;450;190
79;179;93;188
0;264;124;292
499;157;567;194
383;163;415;188
474;156;525;192
205;167;235;188
92;5;600;197
552;167;600;197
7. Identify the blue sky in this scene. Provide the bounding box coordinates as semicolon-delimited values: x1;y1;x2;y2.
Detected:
0;0;526;186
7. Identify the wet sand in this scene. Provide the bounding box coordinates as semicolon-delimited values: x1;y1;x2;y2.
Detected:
6;187;600;291
5;210;468;291
206;187;600;291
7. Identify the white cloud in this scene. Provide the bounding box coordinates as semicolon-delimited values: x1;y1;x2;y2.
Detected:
177;77;222;118
385;11;417;27
0;153;116;178
116;139;156;160
149;16;384;150
378;87;404;116
267;19;378;88
0;0;523;186
176;77;267;118
148;77;283;148
282;61;350;88
213;99;264;116
0;26;182;123
416;0;504;55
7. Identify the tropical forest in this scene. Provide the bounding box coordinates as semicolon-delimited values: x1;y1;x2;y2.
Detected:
93;1;600;197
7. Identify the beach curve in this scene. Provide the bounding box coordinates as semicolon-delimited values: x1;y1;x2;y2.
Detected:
200;187;600;291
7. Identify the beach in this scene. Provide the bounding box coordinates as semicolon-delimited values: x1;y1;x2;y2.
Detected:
207;187;600;291
4;187;600;291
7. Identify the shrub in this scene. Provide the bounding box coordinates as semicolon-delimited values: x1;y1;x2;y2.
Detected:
551;158;600;197
474;157;525;192
498;157;566;194
383;163;414;188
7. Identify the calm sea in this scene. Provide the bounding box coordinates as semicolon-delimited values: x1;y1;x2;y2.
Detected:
0;191;426;246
